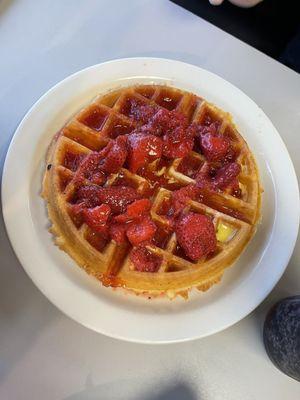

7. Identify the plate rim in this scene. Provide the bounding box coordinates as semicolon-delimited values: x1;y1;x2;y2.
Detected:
2;57;299;344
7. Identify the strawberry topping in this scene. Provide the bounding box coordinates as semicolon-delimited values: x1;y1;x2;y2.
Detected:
130;246;162;272
65;102;242;271
212;162;241;190
127;133;163;173
163;129;194;159
200;133;230;162
114;199;151;223
171;184;200;214
109;223;127;244
75;185;102;207
162;113;194;159
126;216;157;246
74;152;104;183
75;185;140;213
126;99;158;123
68;202;86;227
97;186;140;214
83;204;111;234
99;135;128;173
175;212;217;261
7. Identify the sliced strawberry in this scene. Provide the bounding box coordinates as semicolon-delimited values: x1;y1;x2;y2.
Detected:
199;133;230;162
192;121;220;137
127;133;163;173
74;152;101;178
98;141;114;157
140;107;189;138
114;199;151;223
212;162;241;190
72;138;127;183
97;186;140;214
126;99;158;123
171;184;200;214
163;134;194;159
86;230;109;252
68;202;86;227
99;136;128;173
130;246;162;272
89;171;106;185
175;212;217;261
73;151;107;185
109;223;127;244
142;108;173;136
163;121;194;159
195;163;214;191
83;204;111;233
126;216;157;246
75;184;102;207
75;185;139;213
163;109;188;132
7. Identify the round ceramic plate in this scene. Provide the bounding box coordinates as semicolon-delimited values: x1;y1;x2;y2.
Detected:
2;58;299;344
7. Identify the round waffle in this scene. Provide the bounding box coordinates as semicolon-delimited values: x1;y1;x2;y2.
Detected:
42;84;261;298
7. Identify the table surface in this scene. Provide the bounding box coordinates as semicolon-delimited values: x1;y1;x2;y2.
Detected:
0;1;299;399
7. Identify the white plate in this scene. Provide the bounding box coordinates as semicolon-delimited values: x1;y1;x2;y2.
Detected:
2;58;299;344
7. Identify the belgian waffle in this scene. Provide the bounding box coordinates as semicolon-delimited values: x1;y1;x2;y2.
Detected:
42;84;261;298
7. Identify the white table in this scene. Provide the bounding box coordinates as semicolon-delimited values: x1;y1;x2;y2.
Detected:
0;1;299;399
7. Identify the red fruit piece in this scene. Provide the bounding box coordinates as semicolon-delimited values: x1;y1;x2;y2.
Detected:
130;246;162;272
127;133;163;173
86;230;109;252
163;133;194;159
162;118;194;159
97;186;140;214
142;108;173;136
83;204;111;233
200;133;230;162
171;184;200;214
68;202;86;227
75;184;102;207
212;162;241;190
176;212;217;261
114;199;151;223
127;100;158;123
141;108;189;139
99;136;128;174
109;223;127;244
162;109;188;132
74;152;104;184
75;184;139;212
126;216;157;246
195;163;214;191
75;185;101;207
192;121;220;137
89;171;106;185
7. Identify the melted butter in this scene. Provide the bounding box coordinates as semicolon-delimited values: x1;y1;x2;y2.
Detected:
216;223;235;243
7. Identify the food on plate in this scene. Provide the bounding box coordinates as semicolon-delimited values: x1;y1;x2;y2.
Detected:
42;84;261;298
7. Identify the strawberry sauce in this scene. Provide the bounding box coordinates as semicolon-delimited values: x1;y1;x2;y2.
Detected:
66;102;243;270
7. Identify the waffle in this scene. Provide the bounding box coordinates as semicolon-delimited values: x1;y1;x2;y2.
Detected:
42;84;261;298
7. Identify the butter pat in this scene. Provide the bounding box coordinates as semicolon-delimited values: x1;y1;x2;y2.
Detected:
216;223;234;243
